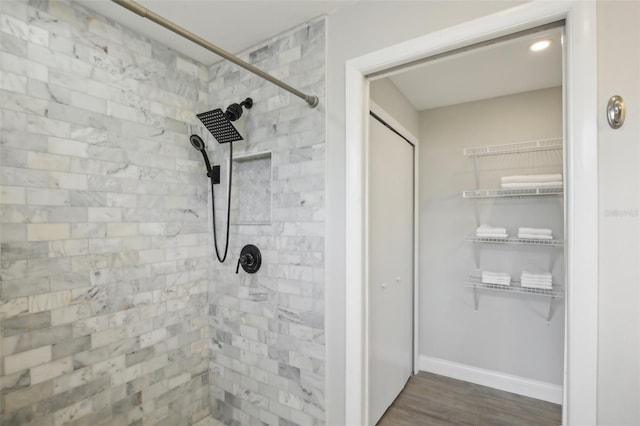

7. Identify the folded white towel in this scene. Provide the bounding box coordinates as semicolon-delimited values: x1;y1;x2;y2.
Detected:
501;181;563;189
483;270;511;278
484;280;511;286
477;233;508;238
476;224;507;234
518;227;552;236
518;233;553;240
522;276;553;282
522;279;553;286
482;271;511;286
522;271;552;278
501;174;563;184
521;282;553;289
521;272;552;284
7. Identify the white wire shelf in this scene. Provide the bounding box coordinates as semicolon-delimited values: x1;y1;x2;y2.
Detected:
465;275;564;298
465;235;564;246
463;138;563;157
463;187;563;198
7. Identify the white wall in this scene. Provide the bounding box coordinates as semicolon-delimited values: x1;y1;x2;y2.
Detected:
370;79;419;137
326;1;640;423
325;2;527;424
419;87;564;384
596;1;640;424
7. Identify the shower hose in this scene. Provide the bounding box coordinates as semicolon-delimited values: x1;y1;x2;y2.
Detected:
210;142;232;262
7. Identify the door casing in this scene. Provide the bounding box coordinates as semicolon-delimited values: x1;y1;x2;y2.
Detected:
344;2;598;425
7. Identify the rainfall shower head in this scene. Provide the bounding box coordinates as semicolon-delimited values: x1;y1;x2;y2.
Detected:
196;108;244;144
195;98;252;144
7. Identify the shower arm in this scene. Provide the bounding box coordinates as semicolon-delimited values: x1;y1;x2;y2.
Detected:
111;0;319;108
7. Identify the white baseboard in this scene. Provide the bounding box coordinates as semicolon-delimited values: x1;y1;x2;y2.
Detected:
419;355;563;404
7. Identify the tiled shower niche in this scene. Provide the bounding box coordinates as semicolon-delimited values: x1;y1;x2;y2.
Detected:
231;152;272;225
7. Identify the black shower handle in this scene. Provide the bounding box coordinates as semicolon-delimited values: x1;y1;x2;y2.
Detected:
236;244;262;274
236;253;254;273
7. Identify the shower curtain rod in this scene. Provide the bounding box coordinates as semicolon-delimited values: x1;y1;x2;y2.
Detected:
111;0;319;108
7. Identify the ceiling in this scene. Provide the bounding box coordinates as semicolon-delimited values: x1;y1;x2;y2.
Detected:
83;0;355;65
387;27;563;111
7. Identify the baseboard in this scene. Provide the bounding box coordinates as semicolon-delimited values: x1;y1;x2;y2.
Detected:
419;355;563;404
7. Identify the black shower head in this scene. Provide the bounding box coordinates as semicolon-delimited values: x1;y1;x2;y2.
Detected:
189;134;213;174
225;98;253;122
190;134;206;151
196;108;244;144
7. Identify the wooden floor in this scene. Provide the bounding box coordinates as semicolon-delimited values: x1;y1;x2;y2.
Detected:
377;372;561;426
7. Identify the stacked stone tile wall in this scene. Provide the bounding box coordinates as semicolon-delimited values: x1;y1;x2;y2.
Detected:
0;1;211;424
206;18;326;426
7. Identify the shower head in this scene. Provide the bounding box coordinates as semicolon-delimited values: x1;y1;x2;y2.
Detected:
190;134;206;151
196;108;244;144
189;134;213;174
225;98;253;122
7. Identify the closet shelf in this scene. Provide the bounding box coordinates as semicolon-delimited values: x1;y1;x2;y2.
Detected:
465;276;564;298
465;235;564;246
463;138;563;157
463;187;563;198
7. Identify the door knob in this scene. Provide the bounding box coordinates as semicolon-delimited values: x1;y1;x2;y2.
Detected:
607;95;625;129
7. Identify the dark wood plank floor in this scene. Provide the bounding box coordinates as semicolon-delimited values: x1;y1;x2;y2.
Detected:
377;372;562;426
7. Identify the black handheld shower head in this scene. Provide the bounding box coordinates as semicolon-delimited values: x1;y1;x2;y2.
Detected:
225;98;253;122
190;134;206;151
189;134;213;175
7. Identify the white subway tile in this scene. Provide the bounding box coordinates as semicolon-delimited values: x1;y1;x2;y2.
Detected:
0;185;25;204
30;356;73;385
48;137;88;158
0;70;27;93
4;345;52;374
27;223;70;241
0;51;48;81
28;290;72;313
106;222;137;237
27;151;71;172
26;188;69;206
88;207;122;222
48;171;87;190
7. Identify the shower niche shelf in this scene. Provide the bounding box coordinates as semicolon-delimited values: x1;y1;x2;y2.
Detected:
231;151;272;225
464;235;564;246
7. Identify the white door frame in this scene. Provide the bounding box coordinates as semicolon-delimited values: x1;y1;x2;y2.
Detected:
344;2;598;426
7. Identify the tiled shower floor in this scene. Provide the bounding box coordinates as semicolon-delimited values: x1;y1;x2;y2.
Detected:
194;417;225;426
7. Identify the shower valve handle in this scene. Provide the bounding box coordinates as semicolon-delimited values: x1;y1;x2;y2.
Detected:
236;244;262;274
236;254;253;273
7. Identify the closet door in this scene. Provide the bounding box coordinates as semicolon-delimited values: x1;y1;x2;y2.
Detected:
368;114;414;424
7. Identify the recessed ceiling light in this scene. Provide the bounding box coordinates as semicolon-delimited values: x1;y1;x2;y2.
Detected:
530;39;551;52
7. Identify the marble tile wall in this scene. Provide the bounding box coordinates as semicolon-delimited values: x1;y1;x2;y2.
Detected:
206;18;326;426
0;0;211;424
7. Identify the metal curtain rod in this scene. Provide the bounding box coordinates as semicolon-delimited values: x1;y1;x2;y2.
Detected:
111;0;319;108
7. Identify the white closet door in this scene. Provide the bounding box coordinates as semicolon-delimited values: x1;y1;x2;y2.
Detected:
368;114;414;424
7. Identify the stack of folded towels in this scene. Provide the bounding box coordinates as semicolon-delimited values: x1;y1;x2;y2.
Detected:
476;224;508;238
500;174;563;189
481;270;511;286
520;271;553;289
517;227;553;240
